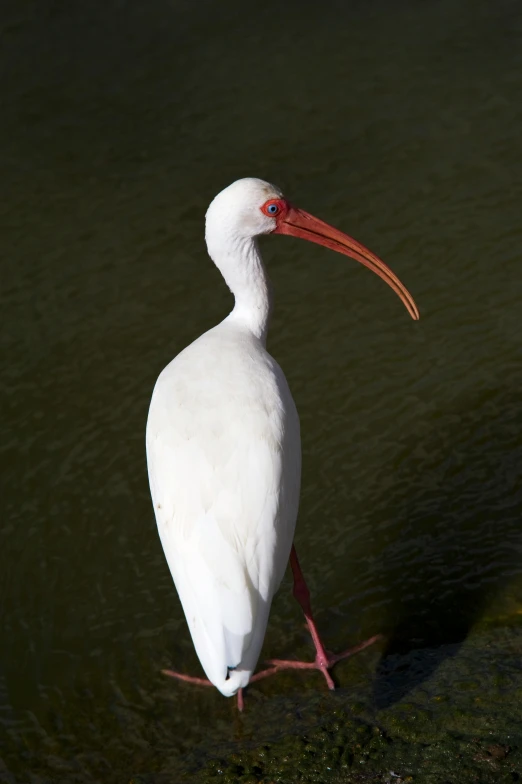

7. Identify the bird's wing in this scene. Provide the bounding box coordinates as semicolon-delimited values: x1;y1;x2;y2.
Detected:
146;338;300;695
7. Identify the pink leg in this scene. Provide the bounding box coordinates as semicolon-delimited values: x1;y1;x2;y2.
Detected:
162;545;381;708
161;669;211;686
251;545;382;689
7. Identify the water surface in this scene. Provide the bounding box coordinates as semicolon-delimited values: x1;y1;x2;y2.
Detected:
2;0;522;780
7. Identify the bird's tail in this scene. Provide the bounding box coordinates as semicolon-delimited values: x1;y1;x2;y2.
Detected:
212;666;252;697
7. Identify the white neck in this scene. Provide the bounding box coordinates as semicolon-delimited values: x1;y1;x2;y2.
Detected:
207;235;272;344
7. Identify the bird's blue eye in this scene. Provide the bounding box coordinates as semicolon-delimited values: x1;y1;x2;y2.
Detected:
267;204;278;214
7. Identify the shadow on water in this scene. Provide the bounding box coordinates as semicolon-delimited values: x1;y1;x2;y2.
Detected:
371;382;522;709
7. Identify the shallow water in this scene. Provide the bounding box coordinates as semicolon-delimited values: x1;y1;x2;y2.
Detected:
2;0;522;780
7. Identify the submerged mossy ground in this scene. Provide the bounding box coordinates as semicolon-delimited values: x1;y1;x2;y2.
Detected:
127;619;522;784
2;614;521;783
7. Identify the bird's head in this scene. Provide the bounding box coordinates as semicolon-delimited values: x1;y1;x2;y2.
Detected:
205;177;419;320
205;177;285;240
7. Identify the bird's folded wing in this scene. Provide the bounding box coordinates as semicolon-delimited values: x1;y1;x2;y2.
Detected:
147;404;294;687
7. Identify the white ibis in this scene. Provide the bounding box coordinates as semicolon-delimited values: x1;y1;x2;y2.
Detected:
146;178;419;710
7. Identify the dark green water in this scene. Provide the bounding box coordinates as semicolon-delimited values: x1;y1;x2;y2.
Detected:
2;0;522;781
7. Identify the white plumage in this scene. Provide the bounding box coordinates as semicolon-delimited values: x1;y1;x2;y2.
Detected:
147;179;300;695
146;178;418;700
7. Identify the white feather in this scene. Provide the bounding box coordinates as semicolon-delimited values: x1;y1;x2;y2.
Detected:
146;179;301;696
147;322;300;695
146;177;417;698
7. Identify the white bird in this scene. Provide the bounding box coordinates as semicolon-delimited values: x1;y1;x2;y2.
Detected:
146;178;419;710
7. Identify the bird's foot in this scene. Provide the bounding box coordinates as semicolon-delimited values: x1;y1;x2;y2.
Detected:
161;669;212;686
162;669;245;711
250;633;383;690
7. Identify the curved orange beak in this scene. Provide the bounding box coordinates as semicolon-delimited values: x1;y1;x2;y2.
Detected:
274;205;419;320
